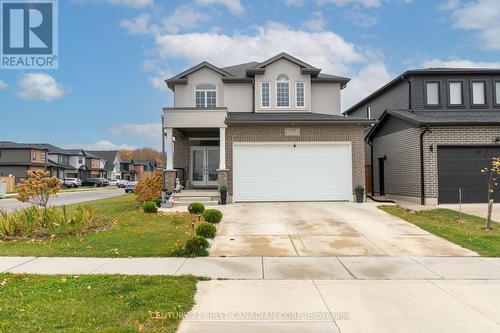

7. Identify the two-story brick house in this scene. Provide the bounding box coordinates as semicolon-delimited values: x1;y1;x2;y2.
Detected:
345;68;500;205
162;53;372;202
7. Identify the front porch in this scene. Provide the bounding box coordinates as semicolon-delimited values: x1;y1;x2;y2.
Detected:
163;107;228;194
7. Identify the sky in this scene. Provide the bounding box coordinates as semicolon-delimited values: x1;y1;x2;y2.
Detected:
1;0;500;150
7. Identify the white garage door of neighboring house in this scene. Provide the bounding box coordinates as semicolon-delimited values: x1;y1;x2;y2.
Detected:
233;142;353;202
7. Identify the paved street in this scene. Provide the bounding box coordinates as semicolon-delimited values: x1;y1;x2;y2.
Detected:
0;188;124;212
211;202;476;257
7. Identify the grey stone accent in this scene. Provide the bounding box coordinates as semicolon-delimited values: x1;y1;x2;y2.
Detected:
372;127;422;198
217;169;228;190
225;124;366;196
164;170;177;193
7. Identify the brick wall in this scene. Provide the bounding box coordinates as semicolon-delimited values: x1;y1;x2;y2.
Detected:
225;124;366;196
423;126;500;198
372;127;421;198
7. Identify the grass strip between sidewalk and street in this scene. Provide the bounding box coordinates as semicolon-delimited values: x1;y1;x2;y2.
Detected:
0;195;196;257
379;205;500;257
0;273;199;333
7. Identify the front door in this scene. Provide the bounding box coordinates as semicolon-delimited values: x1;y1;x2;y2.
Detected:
190;147;219;187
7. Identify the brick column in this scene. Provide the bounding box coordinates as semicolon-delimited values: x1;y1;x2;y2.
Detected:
217;169;228;190
164;169;176;193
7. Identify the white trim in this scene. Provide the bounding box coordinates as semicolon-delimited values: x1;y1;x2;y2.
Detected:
275;81;290;108
260;81;271;108
295;82;305;108
193;85;218;108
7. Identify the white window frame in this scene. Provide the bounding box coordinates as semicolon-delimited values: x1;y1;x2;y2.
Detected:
194;86;217;108
261;82;271;108
32;151;36;160
276;76;290;108
495;80;500;106
41;152;46;162
295;82;305;108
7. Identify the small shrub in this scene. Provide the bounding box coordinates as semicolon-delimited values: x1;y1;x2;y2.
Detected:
203;209;223;224
196;222;216;239
142;201;158;213
135;172;162;203
153;198;162;207
182;236;209;257
188;202;205;214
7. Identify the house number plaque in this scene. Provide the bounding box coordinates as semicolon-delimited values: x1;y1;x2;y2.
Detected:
285;128;300;136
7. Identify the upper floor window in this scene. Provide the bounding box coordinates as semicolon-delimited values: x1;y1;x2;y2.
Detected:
32;151;36;160
41;152;46;162
448;81;463;105
495;81;500;105
195;84;216;108
261;82;270;108
425;81;440;106
276;74;290;108
471;81;486;105
296;82;305;107
366;105;371;119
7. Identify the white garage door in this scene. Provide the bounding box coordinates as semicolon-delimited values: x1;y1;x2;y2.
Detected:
233;142;353;202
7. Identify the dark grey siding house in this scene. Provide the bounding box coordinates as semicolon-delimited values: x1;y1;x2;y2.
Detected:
0;141;49;184
344;68;500;205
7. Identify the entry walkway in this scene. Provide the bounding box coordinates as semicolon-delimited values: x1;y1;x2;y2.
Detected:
2;256;500;280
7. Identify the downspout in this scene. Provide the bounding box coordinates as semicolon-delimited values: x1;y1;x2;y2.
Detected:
161;114;166;203
252;78;255;112
402;75;413;111
420;126;430;205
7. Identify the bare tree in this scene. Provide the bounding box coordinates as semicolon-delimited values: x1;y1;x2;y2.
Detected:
481;157;500;230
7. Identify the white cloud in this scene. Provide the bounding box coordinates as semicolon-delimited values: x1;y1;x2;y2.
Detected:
154;22;365;75
108;122;161;144
195;0;244;15
283;0;306;6
120;14;151;35
302;11;327;32
342;63;392;110
0;80;7;89
347;9;378;27
422;58;500;68
72;0;153;8
17;73;66;102
161;6;210;34
317;0;382;8
67;140;136;150
443;0;500;50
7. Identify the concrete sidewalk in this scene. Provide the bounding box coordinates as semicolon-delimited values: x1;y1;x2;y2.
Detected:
178;279;500;332
2;256;500;280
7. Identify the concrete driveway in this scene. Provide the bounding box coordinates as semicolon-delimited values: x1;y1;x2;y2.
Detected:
210;202;476;257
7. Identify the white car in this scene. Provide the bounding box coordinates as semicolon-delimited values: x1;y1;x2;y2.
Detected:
117;179;129;188
63;178;81;188
108;179;119;186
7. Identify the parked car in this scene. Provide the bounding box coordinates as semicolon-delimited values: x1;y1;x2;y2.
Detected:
124;181;138;193
117;179;129;188
108;178;119;186
63;178;81;188
81;178;109;187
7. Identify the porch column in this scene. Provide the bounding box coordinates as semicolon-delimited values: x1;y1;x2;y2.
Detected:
165;128;174;170
219;127;226;170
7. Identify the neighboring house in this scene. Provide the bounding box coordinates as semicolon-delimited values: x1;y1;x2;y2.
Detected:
163;52;372;202
344;68;500;205
83;152;106;179
87;150;121;179
0;141;48;184
45;144;85;180
120;159;134;180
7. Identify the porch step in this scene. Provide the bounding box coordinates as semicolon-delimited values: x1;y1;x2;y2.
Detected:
173;200;219;207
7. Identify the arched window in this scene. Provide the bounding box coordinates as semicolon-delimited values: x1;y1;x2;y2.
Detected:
276;74;290;107
195;83;217;108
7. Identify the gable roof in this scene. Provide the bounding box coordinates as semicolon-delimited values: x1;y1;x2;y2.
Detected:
165;53;351;90
344;67;500;115
366;109;500;140
0;141;48;150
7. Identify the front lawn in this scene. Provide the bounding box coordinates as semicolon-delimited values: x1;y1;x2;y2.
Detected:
0;273;198;332
0;195;196;257
380;205;500;257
